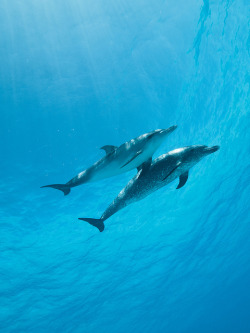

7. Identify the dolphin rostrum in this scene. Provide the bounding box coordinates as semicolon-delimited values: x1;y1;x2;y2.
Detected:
79;145;220;232
41;126;177;196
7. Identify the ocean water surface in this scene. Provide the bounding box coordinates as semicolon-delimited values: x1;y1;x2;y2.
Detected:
1;1;249;332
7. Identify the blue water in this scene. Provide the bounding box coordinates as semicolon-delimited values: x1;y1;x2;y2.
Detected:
1;1;249;332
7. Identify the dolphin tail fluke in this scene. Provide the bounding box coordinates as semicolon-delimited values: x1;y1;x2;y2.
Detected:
78;218;105;232
40;184;71;196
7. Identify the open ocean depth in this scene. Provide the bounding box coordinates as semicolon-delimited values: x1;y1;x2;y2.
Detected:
1;1;249;332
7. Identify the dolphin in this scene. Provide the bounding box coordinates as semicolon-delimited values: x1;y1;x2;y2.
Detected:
41;126;177;196
79;145;220;232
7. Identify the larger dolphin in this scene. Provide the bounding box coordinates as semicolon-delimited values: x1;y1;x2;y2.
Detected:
41;126;177;195
79;145;220;232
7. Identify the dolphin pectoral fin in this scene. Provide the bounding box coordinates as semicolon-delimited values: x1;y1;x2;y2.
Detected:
162;162;181;181
78;218;105;232
120;150;143;168
100;145;117;155
137;157;152;177
41;184;71;196
176;171;189;189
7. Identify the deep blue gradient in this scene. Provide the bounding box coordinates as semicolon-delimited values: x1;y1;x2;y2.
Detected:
1;1;249;332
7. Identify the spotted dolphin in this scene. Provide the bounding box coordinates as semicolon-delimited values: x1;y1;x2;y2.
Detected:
79;145;220;231
41;126;177;196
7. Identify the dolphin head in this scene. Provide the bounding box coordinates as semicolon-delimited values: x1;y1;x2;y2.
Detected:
147;125;177;139
179;145;220;165
144;125;177;145
202;145;220;155
132;125;177;156
139;125;177;154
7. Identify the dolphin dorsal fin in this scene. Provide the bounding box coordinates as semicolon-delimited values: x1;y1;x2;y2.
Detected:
137;157;152;178
100;145;117;155
176;171;189;189
137;157;152;177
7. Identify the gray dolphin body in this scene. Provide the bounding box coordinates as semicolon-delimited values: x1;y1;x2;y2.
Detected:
79;145;220;232
41;126;177;196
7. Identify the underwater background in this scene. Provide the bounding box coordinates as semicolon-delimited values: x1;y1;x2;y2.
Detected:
1;0;249;332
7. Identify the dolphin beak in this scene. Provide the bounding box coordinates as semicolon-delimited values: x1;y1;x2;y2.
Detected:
160;125;177;135
204;145;220;154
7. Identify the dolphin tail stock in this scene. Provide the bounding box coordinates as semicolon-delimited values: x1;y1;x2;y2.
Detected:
40;184;71;196
78;217;105;232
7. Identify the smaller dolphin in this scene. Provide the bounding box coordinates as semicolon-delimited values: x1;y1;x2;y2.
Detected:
41;126;177;196
79;145;220;232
